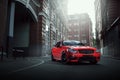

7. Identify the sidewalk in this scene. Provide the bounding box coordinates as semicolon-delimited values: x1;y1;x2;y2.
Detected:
0;56;41;62
0;56;44;75
0;54;50;63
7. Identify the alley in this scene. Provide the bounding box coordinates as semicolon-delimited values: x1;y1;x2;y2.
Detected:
0;56;120;80
0;0;120;80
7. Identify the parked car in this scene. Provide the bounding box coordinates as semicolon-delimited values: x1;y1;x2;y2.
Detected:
51;40;101;64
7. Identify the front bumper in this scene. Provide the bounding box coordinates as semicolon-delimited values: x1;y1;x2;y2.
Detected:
69;54;100;62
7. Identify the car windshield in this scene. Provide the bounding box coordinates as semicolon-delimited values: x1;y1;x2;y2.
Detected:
63;40;85;46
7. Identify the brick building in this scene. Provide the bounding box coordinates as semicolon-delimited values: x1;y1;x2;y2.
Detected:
95;0;120;58
68;13;93;46
0;0;68;57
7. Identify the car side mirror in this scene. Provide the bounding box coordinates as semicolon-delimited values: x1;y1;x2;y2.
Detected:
59;45;62;48
56;44;62;48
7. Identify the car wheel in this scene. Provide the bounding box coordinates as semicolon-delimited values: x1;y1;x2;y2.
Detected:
51;53;56;61
61;52;69;64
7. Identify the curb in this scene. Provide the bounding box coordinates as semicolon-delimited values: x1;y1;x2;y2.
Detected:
102;55;120;60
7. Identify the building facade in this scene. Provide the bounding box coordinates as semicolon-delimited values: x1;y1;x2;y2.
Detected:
94;0;103;51
0;0;40;56
49;0;68;49
95;0;120;58
0;0;68;57
68;13;93;46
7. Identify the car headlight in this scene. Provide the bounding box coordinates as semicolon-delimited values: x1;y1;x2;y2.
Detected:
68;48;78;53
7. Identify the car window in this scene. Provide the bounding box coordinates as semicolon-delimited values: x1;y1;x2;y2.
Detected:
63;40;85;46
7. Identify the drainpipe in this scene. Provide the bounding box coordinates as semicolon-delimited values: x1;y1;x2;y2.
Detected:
8;2;15;56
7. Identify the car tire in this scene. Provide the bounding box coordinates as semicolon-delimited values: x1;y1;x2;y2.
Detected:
61;52;69;64
51;53;56;61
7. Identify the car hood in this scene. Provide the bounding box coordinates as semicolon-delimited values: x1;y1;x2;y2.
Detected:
68;46;96;50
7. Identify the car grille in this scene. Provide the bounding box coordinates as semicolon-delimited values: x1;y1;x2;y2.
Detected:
79;55;95;61
79;49;94;54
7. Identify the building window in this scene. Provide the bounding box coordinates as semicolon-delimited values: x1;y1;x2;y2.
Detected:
81;40;87;43
82;34;86;37
68;35;72;37
74;35;79;37
68;29;71;32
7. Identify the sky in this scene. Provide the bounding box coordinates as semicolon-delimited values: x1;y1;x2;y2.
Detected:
68;0;95;33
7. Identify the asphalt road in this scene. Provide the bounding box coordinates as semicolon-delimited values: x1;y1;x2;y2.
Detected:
1;56;120;80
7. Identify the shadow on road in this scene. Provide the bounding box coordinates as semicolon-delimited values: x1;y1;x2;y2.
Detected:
47;60;102;66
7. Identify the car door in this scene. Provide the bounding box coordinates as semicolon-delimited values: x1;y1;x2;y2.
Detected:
52;41;63;60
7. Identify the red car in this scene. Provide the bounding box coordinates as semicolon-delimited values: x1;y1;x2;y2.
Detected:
51;40;101;64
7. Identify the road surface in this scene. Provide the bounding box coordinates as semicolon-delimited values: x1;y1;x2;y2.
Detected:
0;56;120;80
